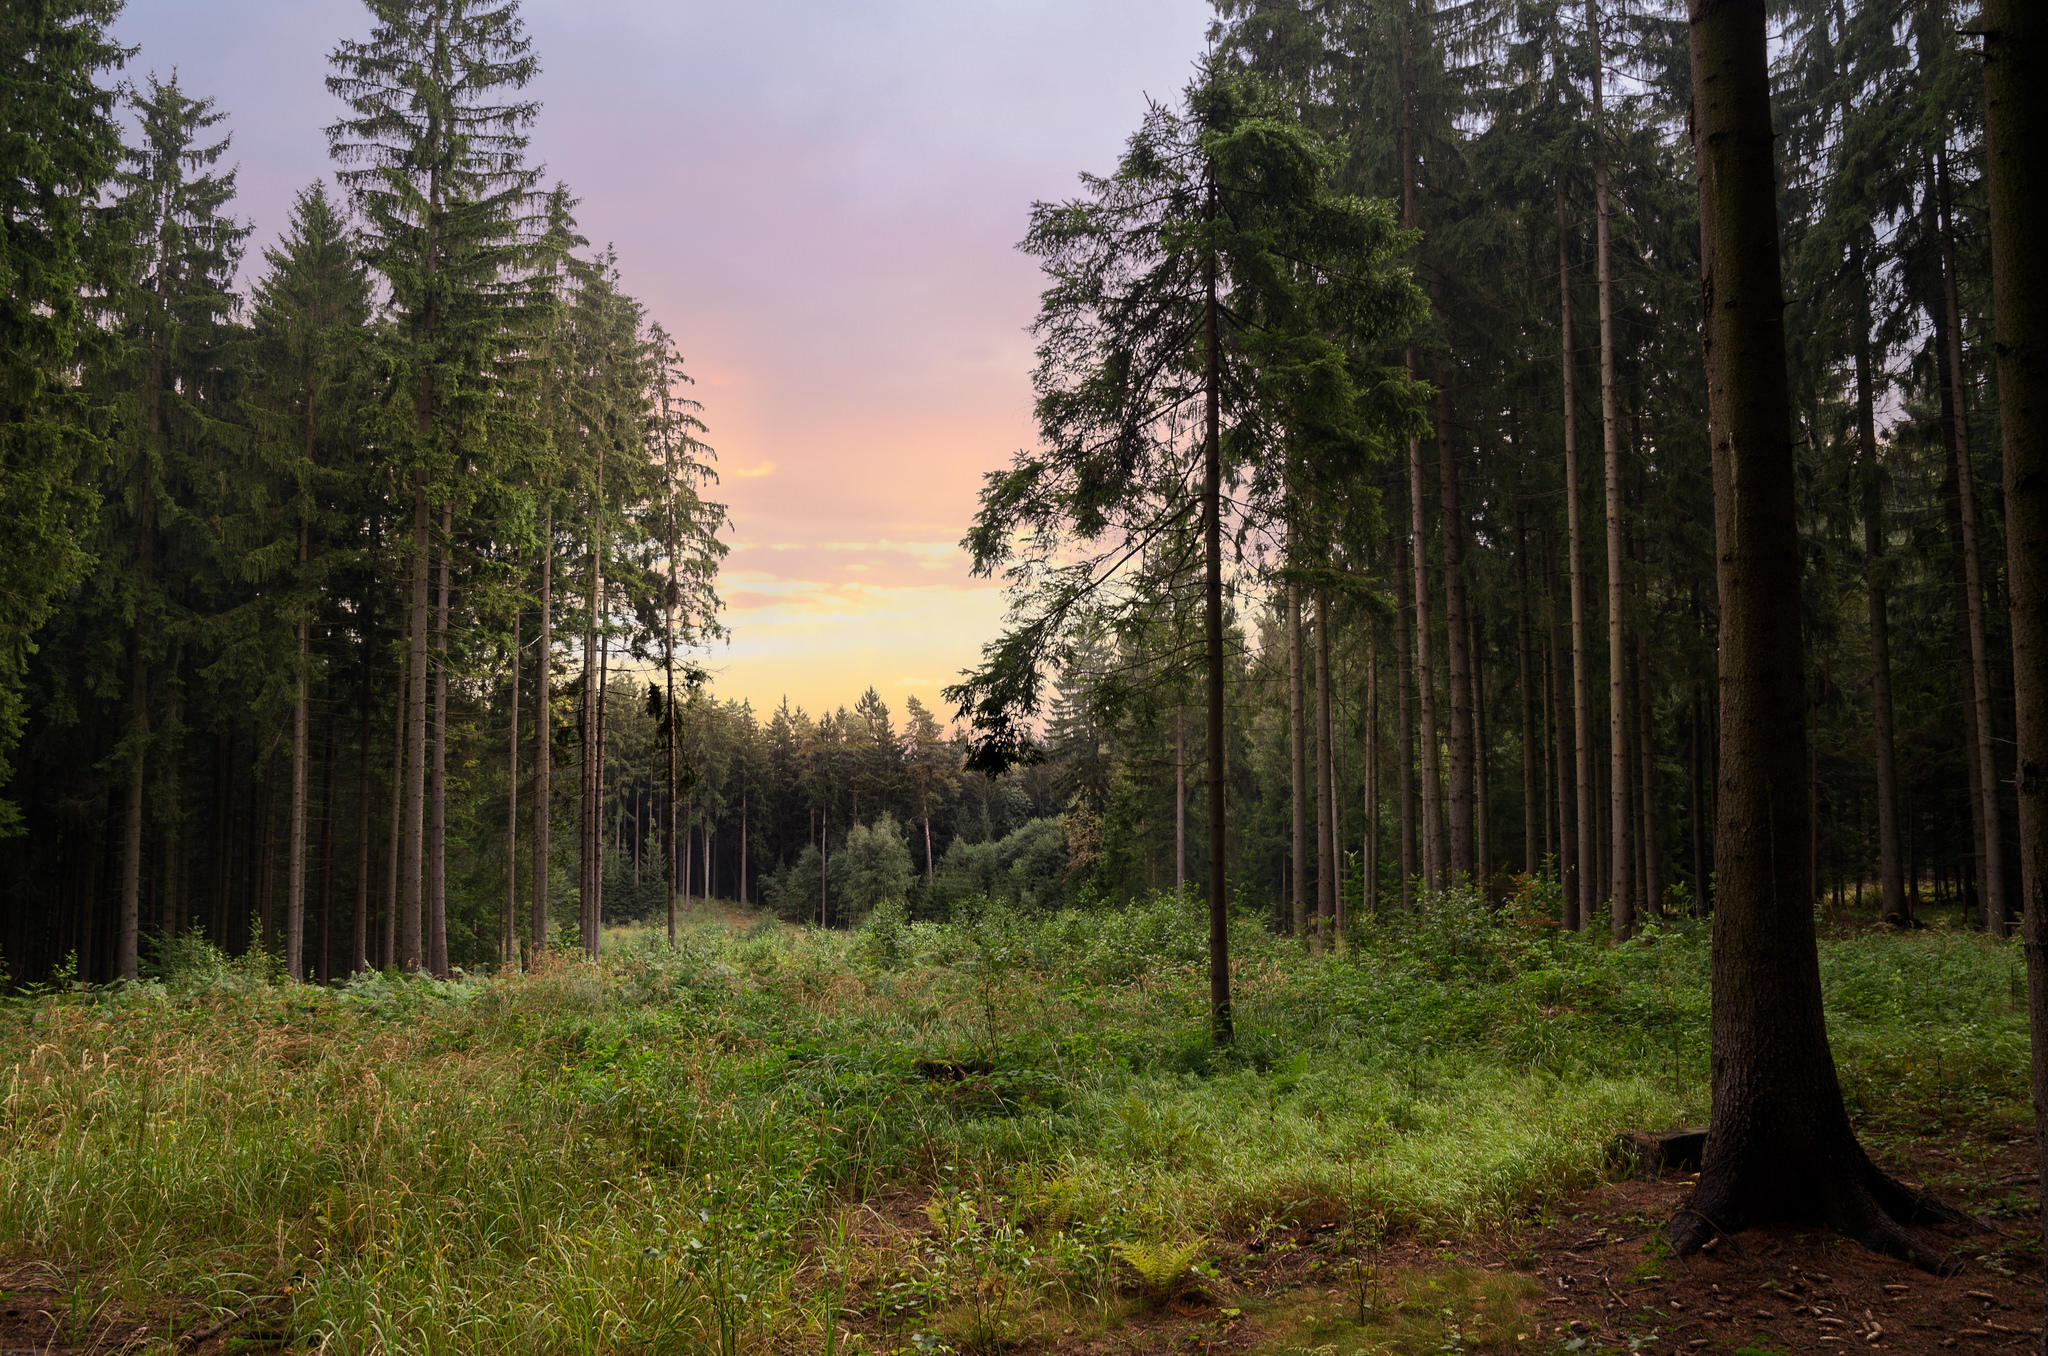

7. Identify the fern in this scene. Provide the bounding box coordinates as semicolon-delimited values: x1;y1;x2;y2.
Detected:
1113;1236;1206;1299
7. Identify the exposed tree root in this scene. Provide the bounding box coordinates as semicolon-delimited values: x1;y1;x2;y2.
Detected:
1666;1150;1971;1275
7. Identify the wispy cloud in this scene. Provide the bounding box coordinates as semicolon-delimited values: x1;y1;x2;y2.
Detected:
113;0;1213;713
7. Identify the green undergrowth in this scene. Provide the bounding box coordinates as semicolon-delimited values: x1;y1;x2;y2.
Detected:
0;890;2023;1354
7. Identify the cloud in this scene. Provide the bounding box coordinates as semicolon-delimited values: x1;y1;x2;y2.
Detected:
114;0;1214;715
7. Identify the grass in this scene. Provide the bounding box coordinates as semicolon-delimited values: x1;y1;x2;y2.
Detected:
0;886;2025;1354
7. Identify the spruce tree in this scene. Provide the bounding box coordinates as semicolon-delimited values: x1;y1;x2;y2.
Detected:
1669;0;1960;1269
104;71;247;981
0;0;125;835
246;181;372;982
326;0;543;970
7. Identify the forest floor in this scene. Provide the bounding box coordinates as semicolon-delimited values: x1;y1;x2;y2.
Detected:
0;886;2034;1355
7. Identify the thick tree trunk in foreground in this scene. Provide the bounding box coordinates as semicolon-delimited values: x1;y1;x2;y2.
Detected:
1670;0;1960;1270
1979;3;2048;1346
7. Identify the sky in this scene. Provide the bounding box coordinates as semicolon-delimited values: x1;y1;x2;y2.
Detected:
111;0;1216;721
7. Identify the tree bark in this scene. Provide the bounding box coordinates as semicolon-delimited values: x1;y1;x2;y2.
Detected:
1203;169;1232;1044
581;457;605;957
1551;538;1582;930
1472;598;1490;886
1979;5;2048;1343
1289;573;1310;941
1853;236;1907;927
1439;371;1475;880
1397;540;1417;909
1365;632;1380;917
1179;704;1196;897
1560;181;1594;932
429;504;451;976
400;489;429;970
1517;508;1540;876
1934;146;2009;934
1670;0;1960;1269
533;503;553;958
317;717;336;985
505;620;521;967
1401;9;1443;894
1316;591;1338;947
1590;0;1631;940
287;518;310;981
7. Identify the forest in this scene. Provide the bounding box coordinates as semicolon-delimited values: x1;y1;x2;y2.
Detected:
0;0;2044;1354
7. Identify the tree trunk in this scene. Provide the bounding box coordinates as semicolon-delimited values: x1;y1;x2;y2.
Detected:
665;478;679;943
1290;573;1309;940
1472;599;1490;886
287;518;310;982
1174;707;1186;893
1934;148;2009;934
1365;632;1380;917
1670;0;1960;1269
1518;509;1540;876
1591;0;1631;940
1853;237;1907;927
1980;5;2048;1343
1401;14;1443;894
1945;453;1991;927
317;718;337;986
1550;536;1581;929
352;615;373;973
400;489;429;971
505;620;521;967
1397;549;1416;910
1203;169;1231;1044
1316;592;1338;948
119;640;147;982
1560;181;1595;933
1439;371;1475;880
384;592;406;972
581;463;605;957
533;503;553;958
429;504;451;976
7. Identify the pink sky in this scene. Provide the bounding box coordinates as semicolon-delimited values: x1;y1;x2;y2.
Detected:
115;0;1215;720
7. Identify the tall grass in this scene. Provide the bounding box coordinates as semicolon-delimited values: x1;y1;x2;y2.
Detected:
0;894;2023;1352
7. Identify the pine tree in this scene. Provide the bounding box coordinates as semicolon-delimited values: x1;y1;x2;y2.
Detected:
954;67;1425;1041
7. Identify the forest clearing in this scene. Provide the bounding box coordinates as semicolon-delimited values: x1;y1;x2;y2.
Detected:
4;0;2048;1353
0;895;2032;1354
